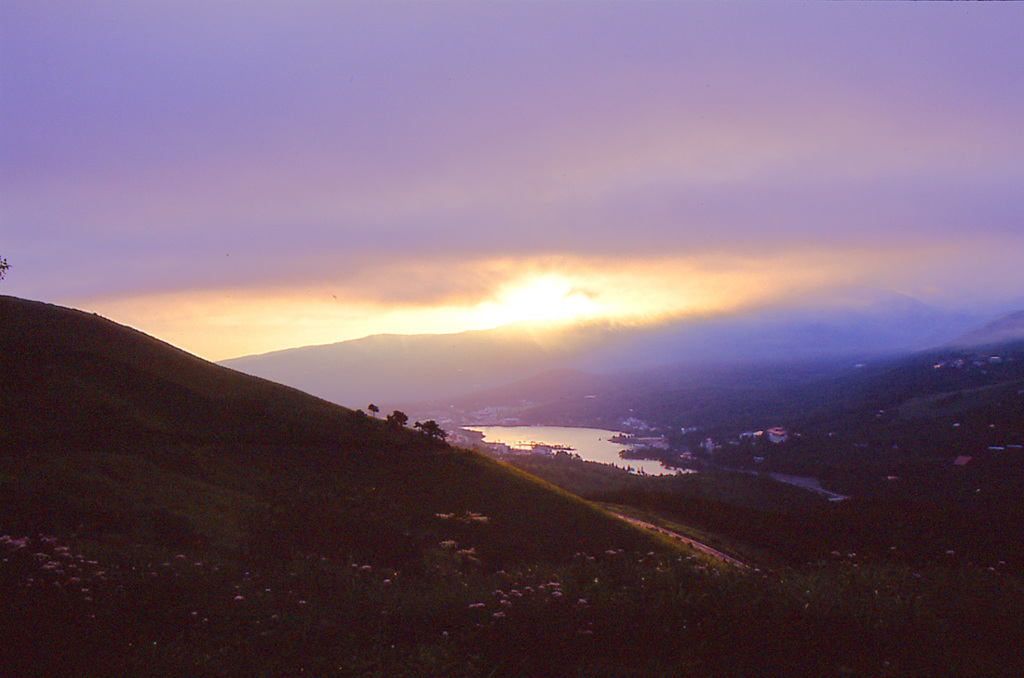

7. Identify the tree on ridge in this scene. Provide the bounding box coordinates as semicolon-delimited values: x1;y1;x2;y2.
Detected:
415;420;448;442
386;410;408;428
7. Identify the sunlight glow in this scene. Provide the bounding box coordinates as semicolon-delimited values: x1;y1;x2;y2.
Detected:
77;244;951;362
474;275;603;327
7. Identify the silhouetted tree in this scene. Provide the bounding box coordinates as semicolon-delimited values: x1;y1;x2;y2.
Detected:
368;404;379;418
386;410;408;427
414;420;448;441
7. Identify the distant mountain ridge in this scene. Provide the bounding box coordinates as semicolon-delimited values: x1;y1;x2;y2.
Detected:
221;289;983;408
950;309;1024;347
221;322;616;407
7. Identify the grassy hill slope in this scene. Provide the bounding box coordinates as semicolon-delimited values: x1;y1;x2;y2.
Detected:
1;295;384;452
0;296;659;565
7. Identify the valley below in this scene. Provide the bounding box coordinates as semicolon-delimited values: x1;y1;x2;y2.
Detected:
4;296;1024;677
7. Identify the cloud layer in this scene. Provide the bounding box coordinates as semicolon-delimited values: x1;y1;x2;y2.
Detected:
3;2;1023;358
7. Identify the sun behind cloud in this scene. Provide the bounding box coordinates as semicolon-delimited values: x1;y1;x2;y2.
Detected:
473;275;603;328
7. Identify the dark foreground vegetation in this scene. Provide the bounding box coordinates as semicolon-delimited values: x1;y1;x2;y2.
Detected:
3;296;1024;677
5;527;1024;678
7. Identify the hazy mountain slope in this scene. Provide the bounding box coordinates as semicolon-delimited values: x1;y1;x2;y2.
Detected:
412;357;870;435
221;289;978;408
950;309;1024;347
0;295;659;565
222;324;570;407
427;309;1024;439
584;290;975;369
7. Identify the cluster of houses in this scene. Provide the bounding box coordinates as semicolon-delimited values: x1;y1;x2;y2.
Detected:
618;416;656;432
459;406;522;426
610;431;671;451
740;427;790;444
933;355;1007;370
448;428;579;458
703;426;790;455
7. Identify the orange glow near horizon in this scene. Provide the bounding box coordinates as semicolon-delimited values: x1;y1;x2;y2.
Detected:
68;236;1018;363
69;250;838;361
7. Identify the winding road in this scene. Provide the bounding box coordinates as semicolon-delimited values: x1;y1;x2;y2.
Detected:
610;511;749;569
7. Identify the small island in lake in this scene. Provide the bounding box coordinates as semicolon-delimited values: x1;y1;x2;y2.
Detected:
618;442;696;471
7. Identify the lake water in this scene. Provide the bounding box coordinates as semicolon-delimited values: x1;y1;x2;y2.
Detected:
465;425;677;476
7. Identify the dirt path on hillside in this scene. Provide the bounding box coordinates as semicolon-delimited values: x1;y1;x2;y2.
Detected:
610;512;749;569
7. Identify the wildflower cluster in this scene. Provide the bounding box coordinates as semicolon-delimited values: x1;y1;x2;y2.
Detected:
435;511;491;524
1;534;111;605
6;528;1017;677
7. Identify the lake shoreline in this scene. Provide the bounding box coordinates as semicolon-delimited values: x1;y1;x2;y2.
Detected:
459;424;679;476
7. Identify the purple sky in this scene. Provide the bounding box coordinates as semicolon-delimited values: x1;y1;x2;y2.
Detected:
3;2;1023;359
